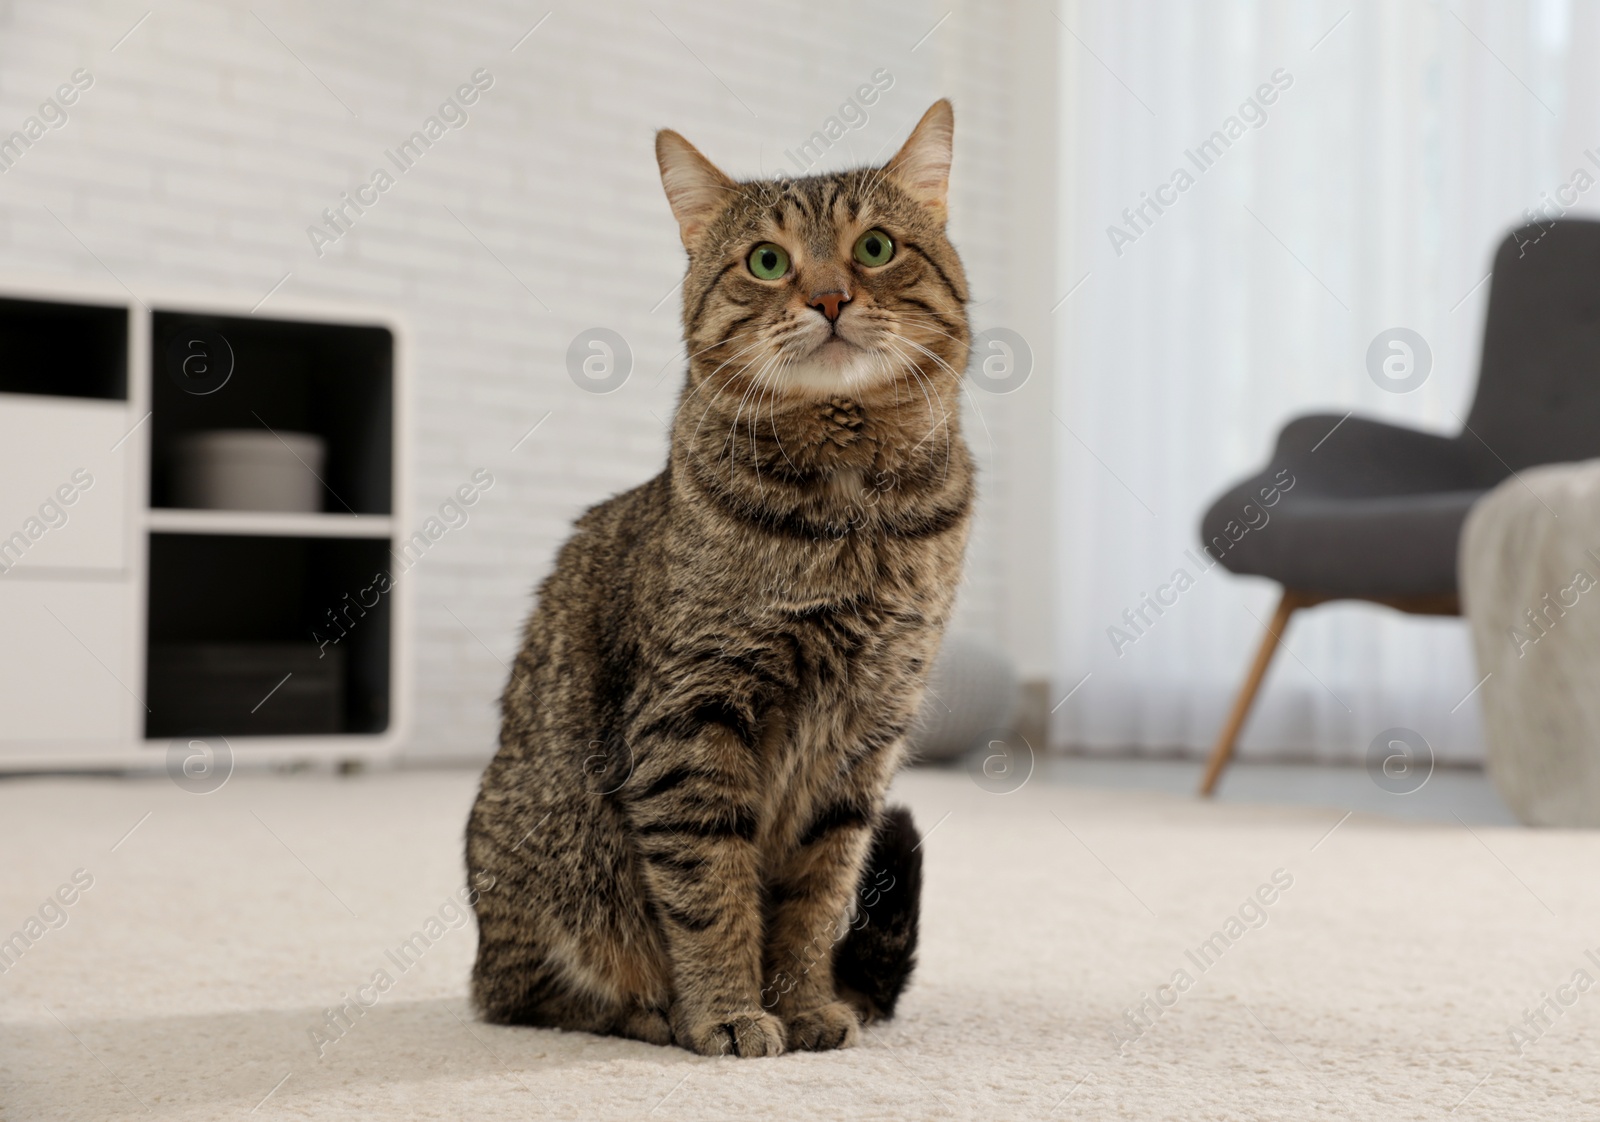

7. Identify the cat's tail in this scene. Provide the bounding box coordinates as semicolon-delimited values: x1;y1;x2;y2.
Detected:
833;804;922;1022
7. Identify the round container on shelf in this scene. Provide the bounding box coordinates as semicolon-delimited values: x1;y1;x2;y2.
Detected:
169;430;327;513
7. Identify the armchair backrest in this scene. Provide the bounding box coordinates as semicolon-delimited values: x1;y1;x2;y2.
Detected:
1464;218;1600;470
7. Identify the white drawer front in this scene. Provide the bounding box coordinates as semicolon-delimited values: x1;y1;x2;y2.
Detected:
0;396;131;573
0;579;135;742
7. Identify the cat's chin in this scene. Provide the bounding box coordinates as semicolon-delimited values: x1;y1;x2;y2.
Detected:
779;342;901;397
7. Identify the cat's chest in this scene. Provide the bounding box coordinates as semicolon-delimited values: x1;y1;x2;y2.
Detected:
754;530;935;629
762;557;939;714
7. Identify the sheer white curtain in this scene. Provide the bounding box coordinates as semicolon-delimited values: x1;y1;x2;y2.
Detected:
1051;0;1596;762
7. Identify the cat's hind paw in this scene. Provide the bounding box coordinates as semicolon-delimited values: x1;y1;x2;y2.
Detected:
615;1005;674;1047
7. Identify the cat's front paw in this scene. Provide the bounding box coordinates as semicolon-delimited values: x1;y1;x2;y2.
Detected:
677;1008;787;1058
784;1001;860;1051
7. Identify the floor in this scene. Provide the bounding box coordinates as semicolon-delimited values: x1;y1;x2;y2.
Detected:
1037;756;1521;825
2;760;1589;1121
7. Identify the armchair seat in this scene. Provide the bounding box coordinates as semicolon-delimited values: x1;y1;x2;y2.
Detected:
1202;484;1489;600
1201;410;1505;600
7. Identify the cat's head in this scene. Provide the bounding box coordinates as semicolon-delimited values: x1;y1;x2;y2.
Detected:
656;100;968;403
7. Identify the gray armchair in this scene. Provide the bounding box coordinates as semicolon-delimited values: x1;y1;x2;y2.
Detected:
1198;218;1600;794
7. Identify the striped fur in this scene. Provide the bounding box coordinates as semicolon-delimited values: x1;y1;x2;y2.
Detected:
466;101;972;1057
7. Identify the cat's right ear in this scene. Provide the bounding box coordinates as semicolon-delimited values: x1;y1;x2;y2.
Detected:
885;100;954;223
656;130;736;250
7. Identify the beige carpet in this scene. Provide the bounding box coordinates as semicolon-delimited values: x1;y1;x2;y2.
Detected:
2;765;1597;1121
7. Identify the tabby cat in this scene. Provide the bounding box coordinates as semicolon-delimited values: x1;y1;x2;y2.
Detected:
466;100;974;1057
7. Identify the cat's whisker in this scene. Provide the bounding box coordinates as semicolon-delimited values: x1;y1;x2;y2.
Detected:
684;330;752;368
751;358;783;467
884;365;948;468
687;338;771;447
891;319;973;365
751;355;794;473
890;314;968;343
681;337;767;416
656;332;738;390
896;345;953;460
895;336;968;384
691;375;759;470
878;337;956;474
719;350;777;477
765;356;801;473
879;337;951;436
697;335;770;383
741;358;783;488
894;339;964;462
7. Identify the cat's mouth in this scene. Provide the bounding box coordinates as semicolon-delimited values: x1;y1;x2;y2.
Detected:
798;314;889;369
775;331;901;395
810;336;862;366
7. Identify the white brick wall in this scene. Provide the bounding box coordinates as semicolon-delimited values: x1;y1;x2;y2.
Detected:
0;0;1057;761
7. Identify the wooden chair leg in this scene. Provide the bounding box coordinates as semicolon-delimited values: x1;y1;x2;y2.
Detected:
1198;589;1303;797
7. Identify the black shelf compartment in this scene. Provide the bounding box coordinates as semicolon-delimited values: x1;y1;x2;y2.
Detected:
0;296;128;400
149;311;393;514
145;533;392;739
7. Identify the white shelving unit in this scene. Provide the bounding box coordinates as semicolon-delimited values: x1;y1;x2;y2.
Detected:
144;509;395;538
0;279;409;770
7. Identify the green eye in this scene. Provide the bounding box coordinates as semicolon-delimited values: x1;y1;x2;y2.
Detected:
853;229;894;267
747;243;790;280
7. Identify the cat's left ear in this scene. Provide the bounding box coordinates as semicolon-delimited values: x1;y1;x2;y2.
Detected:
885;99;954;222
656;129;737;250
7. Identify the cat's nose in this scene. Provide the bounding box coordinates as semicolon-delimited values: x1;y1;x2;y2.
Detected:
807;290;851;322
